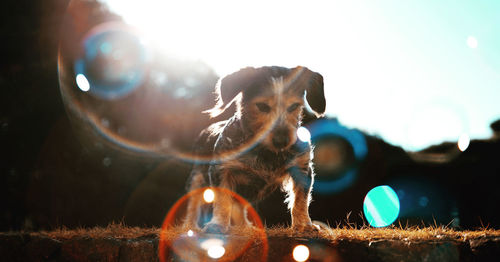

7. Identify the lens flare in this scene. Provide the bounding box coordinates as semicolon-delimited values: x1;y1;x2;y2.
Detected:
73;22;148;99
60;1;344;169
75;74;90;92
297;126;311;142
203;239;226;259
458;133;470;152
59;7;309;165
292;244;310;262
298;240;341;262
307;118;367;194
363;185;400;228
159;187;268;262
203;188;215;203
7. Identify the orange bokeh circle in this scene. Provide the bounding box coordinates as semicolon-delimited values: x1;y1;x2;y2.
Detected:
158;187;268;262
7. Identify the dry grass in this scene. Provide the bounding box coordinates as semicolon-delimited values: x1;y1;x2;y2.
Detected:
36;222;160;240
267;224;500;242
23;222;500;243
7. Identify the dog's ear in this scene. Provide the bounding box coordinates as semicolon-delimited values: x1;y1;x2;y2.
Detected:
204;67;258;117
301;67;325;117
219;67;259;106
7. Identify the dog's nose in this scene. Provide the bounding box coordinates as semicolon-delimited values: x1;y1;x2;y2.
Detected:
272;129;290;149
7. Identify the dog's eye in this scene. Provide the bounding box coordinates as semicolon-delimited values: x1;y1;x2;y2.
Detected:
256;102;271;113
287;103;301;113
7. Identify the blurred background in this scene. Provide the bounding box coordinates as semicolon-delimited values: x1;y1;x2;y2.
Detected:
1;0;499;231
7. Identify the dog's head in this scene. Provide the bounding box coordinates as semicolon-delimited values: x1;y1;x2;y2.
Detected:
206;66;325;152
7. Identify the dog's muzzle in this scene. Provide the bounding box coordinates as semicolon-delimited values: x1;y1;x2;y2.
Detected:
272;128;290;150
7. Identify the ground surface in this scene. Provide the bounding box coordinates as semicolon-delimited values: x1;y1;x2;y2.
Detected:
1;224;500;261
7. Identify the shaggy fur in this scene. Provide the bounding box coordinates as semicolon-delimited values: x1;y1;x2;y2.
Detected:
184;66;325;233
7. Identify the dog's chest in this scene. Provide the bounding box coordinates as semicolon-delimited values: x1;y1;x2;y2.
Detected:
232;147;306;198
245;148;293;173
211;120;311;200
231;154;290;202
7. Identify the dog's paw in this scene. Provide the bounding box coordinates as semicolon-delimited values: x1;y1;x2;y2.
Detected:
292;222;325;233
311;220;330;230
303;224;321;232
202;222;228;235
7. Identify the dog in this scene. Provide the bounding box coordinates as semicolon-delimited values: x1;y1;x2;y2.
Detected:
184;66;325;233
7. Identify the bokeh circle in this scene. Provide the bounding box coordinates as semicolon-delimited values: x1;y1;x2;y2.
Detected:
363;185;400;228
307;118;368;195
73;22;148;99
158;187;268;262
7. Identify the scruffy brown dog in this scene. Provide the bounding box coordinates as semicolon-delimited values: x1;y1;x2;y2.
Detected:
185;66;325;233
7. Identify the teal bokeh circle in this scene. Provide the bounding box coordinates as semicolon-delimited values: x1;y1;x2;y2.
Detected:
363;185;400;227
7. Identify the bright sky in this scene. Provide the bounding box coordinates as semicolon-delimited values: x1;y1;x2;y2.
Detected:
102;0;500;151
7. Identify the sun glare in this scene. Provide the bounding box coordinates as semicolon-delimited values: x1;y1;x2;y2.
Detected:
102;0;336;76
101;0;500;151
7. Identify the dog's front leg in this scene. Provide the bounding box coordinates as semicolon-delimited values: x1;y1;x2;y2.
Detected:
184;171;205;230
205;170;234;234
288;168;317;231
